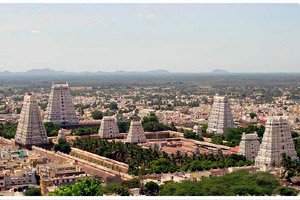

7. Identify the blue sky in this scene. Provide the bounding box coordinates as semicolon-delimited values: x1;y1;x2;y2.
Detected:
0;4;299;73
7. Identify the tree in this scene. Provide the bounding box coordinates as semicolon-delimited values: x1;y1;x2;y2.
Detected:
273;187;299;196
72;138;251;176
72;126;99;136
121;179;140;189
44;122;60;137
53;138;71;154
142;114;171;132
117;121;130;133
109;102;118;110
160;170;283;196
49;178;103;196
281;153;300;182
170;122;177;131
91;110;103;120
249;112;257;119
221;125;265;147
211;134;224;145
201;123;208;134
291;131;299;138
0;123;17;139
144;181;159;196
102;183;130;196
183;130;203;141
24;188;41;196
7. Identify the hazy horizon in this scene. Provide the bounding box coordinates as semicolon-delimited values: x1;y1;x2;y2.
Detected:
0;4;299;73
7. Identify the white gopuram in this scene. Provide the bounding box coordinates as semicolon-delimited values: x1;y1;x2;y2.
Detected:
98;116;119;139
238;132;260;161
15;93;49;146
255;116;298;167
193;125;202;137
44;82;79;126
207;95;234;134
127;120;147;143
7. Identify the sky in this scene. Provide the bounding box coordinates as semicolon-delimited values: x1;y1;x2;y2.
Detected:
0;4;299;73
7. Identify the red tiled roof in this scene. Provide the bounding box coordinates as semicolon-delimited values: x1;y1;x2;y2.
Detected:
229;146;239;153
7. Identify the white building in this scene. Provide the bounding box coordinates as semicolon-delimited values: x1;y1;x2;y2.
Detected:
238;132;260;161
255;116;298;167
127;120;146;143
98;116;119;139
44;83;79;127
207;95;234;134
193;125;202;137
14;93;49;146
57;129;66;140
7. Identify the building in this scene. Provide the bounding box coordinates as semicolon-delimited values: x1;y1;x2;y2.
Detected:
98;116;119;139
126;120;146;143
44;82;79;127
193;125;202;137
0;169;36;191
238;132;260;161
14;93;49;146
255;116;298;167
207;95;234;134
38;163;89;195
57;129;65;140
38;163;84;178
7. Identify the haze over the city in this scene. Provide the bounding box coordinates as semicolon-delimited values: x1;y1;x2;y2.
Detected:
0;4;299;73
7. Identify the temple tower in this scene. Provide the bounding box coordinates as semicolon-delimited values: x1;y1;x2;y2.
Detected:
15;93;49;146
255;116;298;167
44;82;79;127
207;95;234;134
127;120;146;143
98;116;119;138
238;132;260;161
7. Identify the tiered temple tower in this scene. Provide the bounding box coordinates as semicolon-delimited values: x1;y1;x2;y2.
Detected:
207;95;234;134
15;93;49;146
238;132;260;161
98;116;119;139
127;120;146;143
44;82;79;127
255;116;298;167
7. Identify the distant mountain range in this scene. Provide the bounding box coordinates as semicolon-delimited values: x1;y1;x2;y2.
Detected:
211;69;230;74
2;68;300;77
0;68;174;77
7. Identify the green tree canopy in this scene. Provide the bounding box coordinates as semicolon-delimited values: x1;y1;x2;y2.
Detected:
49;178;103;196
72;138;252;176
53;138;71;154
273;186;299;196
0;123;17;139
249;112;257;119
109;102;118;110
184;130;203;141
91;110;103;120
160;170;283;196
23;188;41;196
44;122;60;137
144;181;160;196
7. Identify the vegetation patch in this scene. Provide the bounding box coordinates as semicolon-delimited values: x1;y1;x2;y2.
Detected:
72;138;252;175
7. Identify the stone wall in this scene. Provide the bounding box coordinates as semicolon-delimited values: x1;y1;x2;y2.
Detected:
31;146;125;184
70;148;130;176
0;137;15;145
